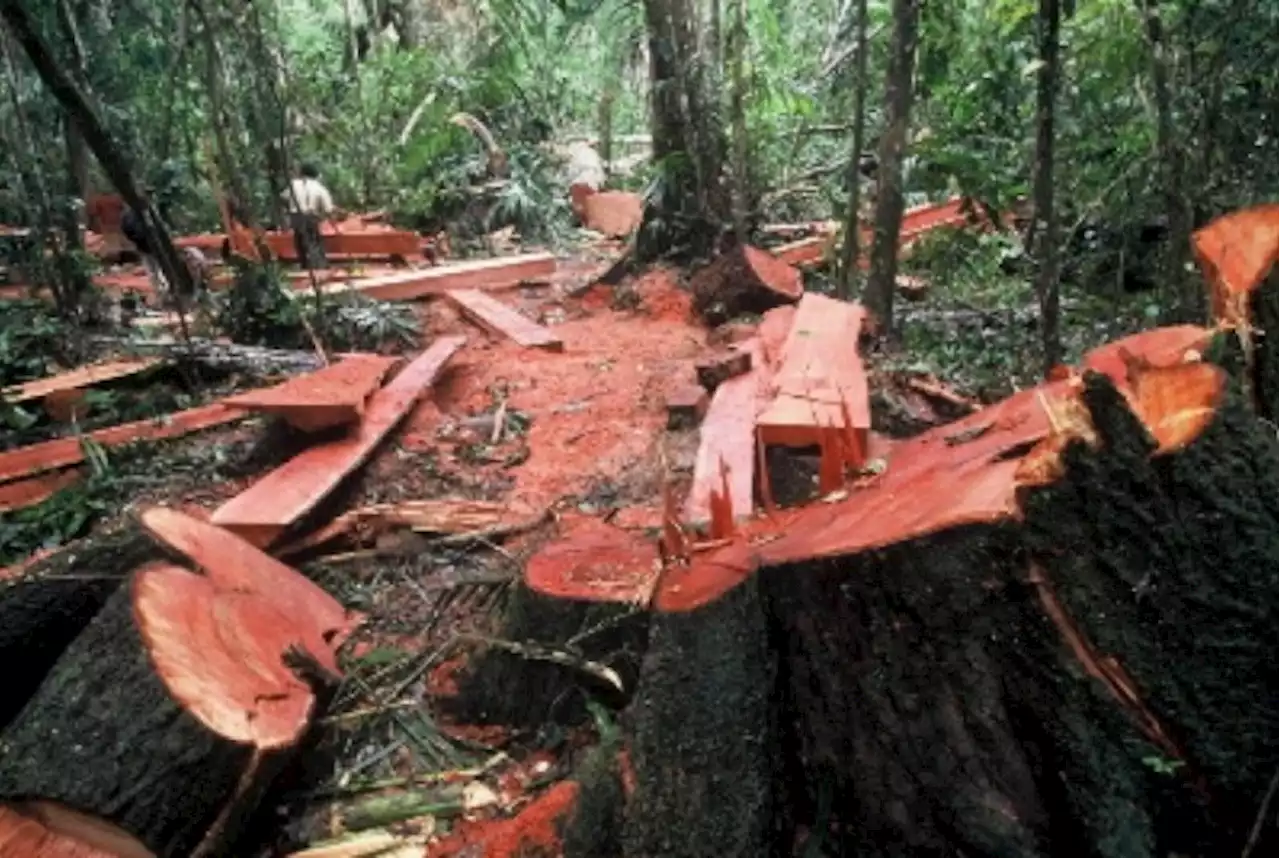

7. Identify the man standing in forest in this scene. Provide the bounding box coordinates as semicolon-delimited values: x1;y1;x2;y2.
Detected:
282;162;336;269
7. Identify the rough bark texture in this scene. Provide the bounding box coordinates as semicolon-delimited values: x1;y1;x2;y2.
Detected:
90;334;329;378
1249;264;1277;422
0;525;158;729
620;579;774;858
687;244;802;325
615;370;1276;857
1031;0;1062;373
451;585;650;727
0;583;291;858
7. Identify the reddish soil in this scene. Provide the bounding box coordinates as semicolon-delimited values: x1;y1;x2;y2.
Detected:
426;780;580;858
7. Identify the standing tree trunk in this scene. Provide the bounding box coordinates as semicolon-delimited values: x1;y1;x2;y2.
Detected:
55;0;91;302
0;0;194;299
727;0;748;243
1032;0;1062;375
863;0;921;336
837;0;870;299
638;0;729;262
1136;0;1196;320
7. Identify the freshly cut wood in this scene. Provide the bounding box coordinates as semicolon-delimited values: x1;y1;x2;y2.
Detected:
684;340;768;532
276;498;547;558
898;195;973;248
0;403;243;485
615;355;1277;857
0;358;162;405
444;289;563;351
211;336;466;547
665;384;709;430
756;293;871;474
688;244;803;325
579;191;643;238
0;563;327;857
1080;324;1213;380
0;468;81;513
770;235;834;268
138;506;362;674
694;349;752;393
0;526;157;728
232;229;422;263
326;254;556;302
221;354;402;432
0;802;151;858
524;517;661;605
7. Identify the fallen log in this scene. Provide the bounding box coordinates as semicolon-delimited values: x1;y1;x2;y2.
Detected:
538;349;1277;856
89;335;330;378
688;244;803;325
0;560;337;857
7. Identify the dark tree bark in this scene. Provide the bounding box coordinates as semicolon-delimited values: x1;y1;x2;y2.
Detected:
1031;0;1062;374
0;0;195;299
638;0;729;262
864;0;921;336
837;0;871;299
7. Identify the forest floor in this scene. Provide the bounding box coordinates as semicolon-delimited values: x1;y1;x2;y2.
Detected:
0;226;1174;856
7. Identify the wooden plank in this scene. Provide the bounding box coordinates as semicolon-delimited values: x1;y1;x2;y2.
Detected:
221;354;402;432
0;403;244;485
325;253;557;302
1;358;163;405
444;289;563;351
211;336;467;547
0;468;82;512
685;340;768;530
756;293;871;469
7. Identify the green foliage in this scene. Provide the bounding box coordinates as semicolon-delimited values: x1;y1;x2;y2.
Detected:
0;298;69;387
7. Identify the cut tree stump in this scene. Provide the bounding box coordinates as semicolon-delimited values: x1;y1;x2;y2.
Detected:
688;245;803;325
614;353;1277;857
211;336;466;547
326;254;556;301
444;289;563;351
221;354;402;433
0;560;335;857
693;349;752;393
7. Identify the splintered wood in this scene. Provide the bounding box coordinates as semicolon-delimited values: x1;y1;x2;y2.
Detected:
685;340;768;533
221;354;402;432
445;289;563;351
211;336;466;547
756;293;871;470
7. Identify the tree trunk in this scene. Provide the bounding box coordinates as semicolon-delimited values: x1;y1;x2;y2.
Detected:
837;0;871;299
1136;0;1196;320
727;0;748;243
612;364;1277;856
1032;0;1062;374
637;0;729;262
864;0;921;336
0;0;194;299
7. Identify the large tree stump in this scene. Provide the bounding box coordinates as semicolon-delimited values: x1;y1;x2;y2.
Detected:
688;245;803;326
546;347;1275;858
0;509;359;857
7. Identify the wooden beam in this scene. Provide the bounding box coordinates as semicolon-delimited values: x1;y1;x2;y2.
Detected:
756;293;871;470
326;253;557;301
0;403;244;485
211;336;467;547
444;289;563;351
0;469;82;512
221;354;402;433
1;358;163;405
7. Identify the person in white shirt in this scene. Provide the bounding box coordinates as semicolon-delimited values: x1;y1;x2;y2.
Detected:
282;162;336;269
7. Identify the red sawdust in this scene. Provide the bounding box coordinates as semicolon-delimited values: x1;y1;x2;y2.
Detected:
426;780;579;858
415;270;705;511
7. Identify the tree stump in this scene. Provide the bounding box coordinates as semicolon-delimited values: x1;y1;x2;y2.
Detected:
688;245;803;326
540;352;1276;857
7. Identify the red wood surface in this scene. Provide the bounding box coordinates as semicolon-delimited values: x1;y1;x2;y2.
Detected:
1191;203;1280;319
684;339;769;529
524;516;661;604
0;468;81;512
0;403;243;485
1;358;163;404
329;253;557;301
211;336;467;547
756;293;871;469
444;289;563;351
221;354;401;432
1081;325;1214;382
231;229;423;262
579;190;644;238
